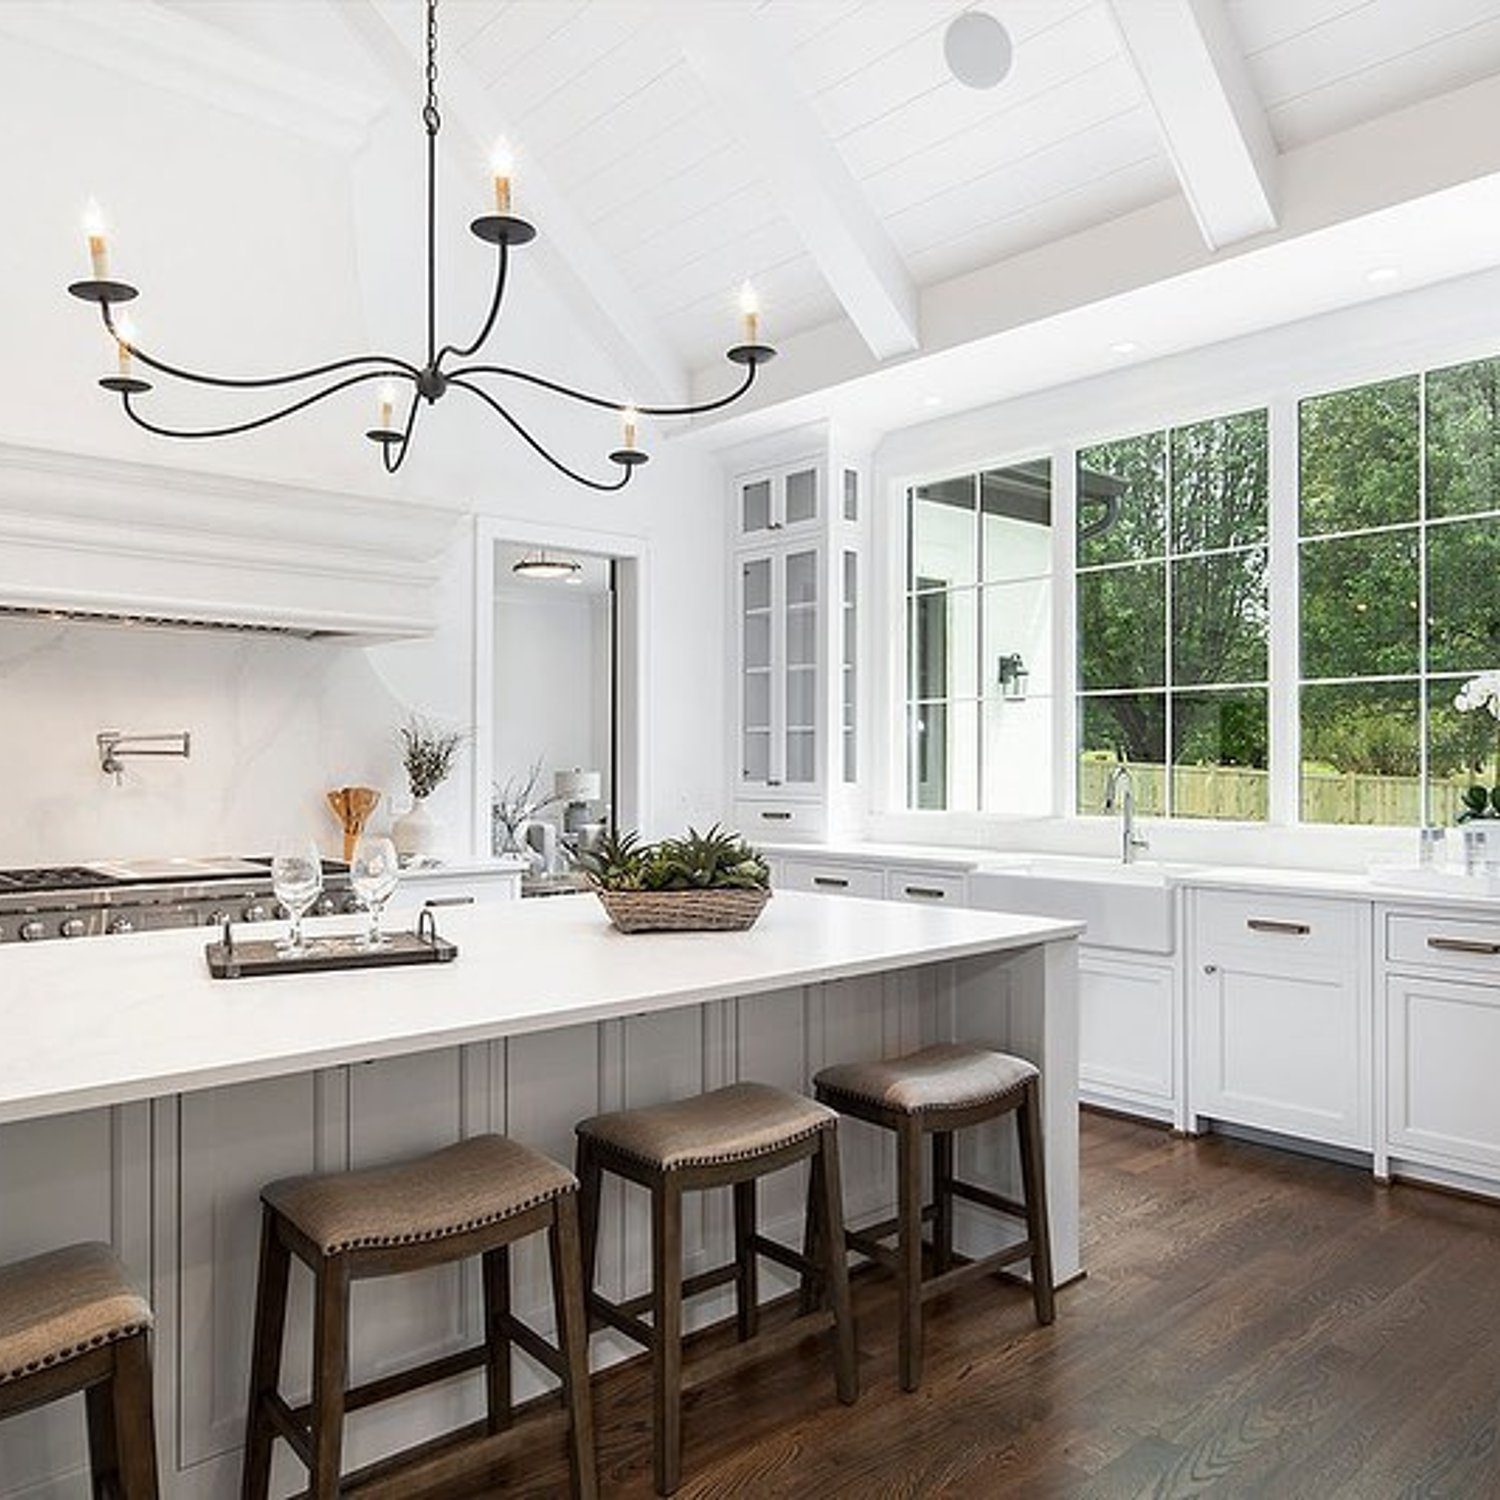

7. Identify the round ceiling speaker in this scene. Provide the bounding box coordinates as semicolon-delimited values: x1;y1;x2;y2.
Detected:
944;9;1013;90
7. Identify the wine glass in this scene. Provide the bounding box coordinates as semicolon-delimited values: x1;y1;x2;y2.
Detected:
350;835;400;948
271;837;323;956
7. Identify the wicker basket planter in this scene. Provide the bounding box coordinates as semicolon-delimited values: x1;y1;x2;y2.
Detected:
594;886;771;934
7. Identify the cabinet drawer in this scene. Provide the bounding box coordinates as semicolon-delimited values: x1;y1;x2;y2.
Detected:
885;869;968;905
778;860;885;900
1195;889;1360;969
733;800;826;843
1387;912;1500;978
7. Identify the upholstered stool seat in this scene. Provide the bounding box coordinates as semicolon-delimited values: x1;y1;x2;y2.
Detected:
263;1134;576;1255
576;1083;857;1495
0;1243;159;1498
816;1043;1037;1115
814;1044;1054;1393
576;1082;835;1172
243;1134;596;1500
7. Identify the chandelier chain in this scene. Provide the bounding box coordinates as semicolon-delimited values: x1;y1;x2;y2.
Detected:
423;0;441;137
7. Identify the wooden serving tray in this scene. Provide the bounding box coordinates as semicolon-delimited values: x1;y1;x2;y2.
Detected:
205;910;457;979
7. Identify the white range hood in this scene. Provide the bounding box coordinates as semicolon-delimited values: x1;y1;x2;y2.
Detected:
0;441;462;641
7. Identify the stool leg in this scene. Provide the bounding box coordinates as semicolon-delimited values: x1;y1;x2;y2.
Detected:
549;1193;599;1500
651;1176;684;1497
797;1158;822;1317
814;1130;858;1406
241;1206;292;1500
896;1115;924;1393
732;1180;759;1341
309;1258;350;1499
1017;1079;1055;1327
482;1245;512;1434
576;1137;602;1310
111;1331;160;1500
85;1377;119;1498
931;1130;954;1275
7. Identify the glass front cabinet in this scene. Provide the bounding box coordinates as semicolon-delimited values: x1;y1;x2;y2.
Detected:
732;441;868;841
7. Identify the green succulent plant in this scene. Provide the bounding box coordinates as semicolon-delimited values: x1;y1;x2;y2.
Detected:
1456;784;1500;822
580;825;769;893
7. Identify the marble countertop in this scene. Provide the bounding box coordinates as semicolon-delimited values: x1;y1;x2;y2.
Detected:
0;891;1081;1127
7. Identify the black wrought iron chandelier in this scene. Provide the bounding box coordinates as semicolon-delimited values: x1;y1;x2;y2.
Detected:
67;0;774;491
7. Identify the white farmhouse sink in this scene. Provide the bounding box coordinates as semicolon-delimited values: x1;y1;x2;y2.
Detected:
968;857;1199;954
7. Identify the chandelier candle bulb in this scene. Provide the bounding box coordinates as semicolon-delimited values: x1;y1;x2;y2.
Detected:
739;281;760;345
114;319;135;379
378;383;396;431
490;141;513;215
622;405;639;450
83;199;109;280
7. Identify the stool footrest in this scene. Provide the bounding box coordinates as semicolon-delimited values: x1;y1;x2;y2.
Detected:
948;1178;1027;1219
615;1261;737;1320
265;1393;312;1466
748;1234;817;1278
498;1312;565;1383
844;1228;899;1271
919;1240;1033;1303
587;1291;655;1348
681;1309;835;1394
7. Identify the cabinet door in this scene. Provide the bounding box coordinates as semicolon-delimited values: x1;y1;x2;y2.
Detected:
1190;957;1370;1148
1386;972;1500;1173
738;472;776;537
739;554;775;789
1079;951;1176;1113
782;464;819;531
781;546;820;789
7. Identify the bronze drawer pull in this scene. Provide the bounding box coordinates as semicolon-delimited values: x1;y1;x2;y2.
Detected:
1247;918;1310;935
1427;936;1500;955
813;876;850;889
904;885;946;899
760;811;792;821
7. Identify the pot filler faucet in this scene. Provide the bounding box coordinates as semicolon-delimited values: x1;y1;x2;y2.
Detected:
1103;755;1149;866
98;730;191;785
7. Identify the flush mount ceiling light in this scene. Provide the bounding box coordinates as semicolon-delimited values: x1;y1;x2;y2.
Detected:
943;9;1014;90
512;552;582;582
66;0;774;491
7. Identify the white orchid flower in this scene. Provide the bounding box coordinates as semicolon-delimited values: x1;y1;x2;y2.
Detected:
1455;671;1500;721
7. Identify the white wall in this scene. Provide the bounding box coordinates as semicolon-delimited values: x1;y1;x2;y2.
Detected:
0;26;728;863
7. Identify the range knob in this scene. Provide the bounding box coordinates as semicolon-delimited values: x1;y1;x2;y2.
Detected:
108;916;135;936
19;919;45;942
59;917;87;939
243;903;272;924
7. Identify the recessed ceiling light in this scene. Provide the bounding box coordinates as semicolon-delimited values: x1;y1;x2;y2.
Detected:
1366;266;1400;285
922;394;944;408
1110;341;1139;356
944;10;1013;90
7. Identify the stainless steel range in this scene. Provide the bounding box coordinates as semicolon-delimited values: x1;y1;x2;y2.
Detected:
0;857;355;942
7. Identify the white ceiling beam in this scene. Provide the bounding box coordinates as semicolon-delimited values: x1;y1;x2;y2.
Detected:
1106;0;1278;250
333;0;688;405
669;2;920;361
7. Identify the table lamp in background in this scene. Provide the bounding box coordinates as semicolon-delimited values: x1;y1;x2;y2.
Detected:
554;768;604;854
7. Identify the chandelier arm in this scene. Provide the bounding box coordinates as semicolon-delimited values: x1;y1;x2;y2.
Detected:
382;388;424;475
447;357;758;419
449;378;632;493
117;369;413;441
436;241;509;365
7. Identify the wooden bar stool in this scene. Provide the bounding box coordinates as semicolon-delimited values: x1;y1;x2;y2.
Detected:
575;1082;858;1496
0;1241;159;1499
241;1134;596;1500
814;1043;1054;1392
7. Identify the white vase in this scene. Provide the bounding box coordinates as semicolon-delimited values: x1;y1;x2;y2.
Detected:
392;797;440;859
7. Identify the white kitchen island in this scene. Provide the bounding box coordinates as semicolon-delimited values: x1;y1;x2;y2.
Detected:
0;891;1080;1500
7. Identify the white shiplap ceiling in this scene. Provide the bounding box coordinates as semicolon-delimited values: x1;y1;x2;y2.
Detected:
108;0;1500;376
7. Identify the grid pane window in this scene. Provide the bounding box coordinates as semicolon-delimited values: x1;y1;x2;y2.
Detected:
1299;360;1500;824
906;460;1052;812
1076;410;1270;820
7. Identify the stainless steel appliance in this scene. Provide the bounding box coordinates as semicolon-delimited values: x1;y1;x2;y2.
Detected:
0;857;355;943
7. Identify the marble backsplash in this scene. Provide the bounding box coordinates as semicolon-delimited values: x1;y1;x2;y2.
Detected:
0;616;456;866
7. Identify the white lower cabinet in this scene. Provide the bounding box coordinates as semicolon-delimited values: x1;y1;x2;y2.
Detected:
777;858;885;899
1078;949;1177;1121
885;868;967;905
1189;891;1372;1150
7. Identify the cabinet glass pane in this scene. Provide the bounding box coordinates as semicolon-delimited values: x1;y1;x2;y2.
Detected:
1427;518;1500;674
741;478;773;534
981;460;1052;582
787;607;817;668
1300;681;1421;825
742;557;771;610
1299;377;1419;536
1429;677;1500;825
743;672;770;730
1425;356;1500;519
910;476;977;590
743;611;770;671
843;468;859;522
1171;689;1268;821
786;667;816;730
786;730;817;784
742;731;770;784
907;588;978;701
1076;433;1166;567
1077;694;1166;815
1300;530;1419;680
785;467;818;526
1077;563;1166;690
1171;549;1268;686
785;550;818;606
842;550;857;783
1170;410;1268;554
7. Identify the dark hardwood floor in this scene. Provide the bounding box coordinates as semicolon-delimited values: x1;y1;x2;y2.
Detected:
494;1112;1500;1498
